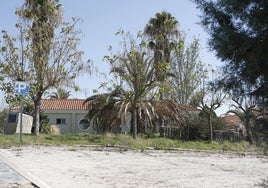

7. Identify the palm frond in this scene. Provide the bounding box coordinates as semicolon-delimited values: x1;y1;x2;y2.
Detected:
85;88;187;133
153;100;185;125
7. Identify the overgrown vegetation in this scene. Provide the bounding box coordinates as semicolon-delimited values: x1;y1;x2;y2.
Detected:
0;133;260;154
194;0;268;145
0;108;8;133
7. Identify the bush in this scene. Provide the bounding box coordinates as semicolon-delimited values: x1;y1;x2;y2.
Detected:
41;124;60;134
254;118;268;142
0;108;8;133
186;115;226;140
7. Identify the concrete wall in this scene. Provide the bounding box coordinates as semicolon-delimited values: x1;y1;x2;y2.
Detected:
4;113;33;134
41;109;200;134
43;110;94;134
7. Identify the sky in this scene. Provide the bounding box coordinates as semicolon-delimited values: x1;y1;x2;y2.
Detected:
0;1;228;114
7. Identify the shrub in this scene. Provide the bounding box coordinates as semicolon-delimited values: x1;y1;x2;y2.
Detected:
41;124;60;135
0;108;8;133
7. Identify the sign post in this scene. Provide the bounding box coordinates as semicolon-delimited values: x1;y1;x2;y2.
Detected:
14;81;30;144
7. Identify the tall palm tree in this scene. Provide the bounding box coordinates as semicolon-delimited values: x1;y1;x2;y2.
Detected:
144;11;179;82
144;12;179;128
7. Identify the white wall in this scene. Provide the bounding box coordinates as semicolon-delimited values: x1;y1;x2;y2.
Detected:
43;110;89;134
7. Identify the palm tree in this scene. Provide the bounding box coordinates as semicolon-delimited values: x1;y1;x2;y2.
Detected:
89;31;186;139
144;11;179;83
83;88;185;134
144;12;179;128
49;88;71;99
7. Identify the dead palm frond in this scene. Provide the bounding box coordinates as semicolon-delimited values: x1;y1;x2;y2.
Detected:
152;100;186;126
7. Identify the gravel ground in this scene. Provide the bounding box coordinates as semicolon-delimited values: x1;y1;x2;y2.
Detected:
0;146;268;188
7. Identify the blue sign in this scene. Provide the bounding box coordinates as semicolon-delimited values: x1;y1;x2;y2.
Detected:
14;81;30;95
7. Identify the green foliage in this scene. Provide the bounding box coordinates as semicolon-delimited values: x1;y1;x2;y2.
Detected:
84;89;185;136
101;31;176;139
88;12;209;140
0;108;8;133
191;68;227;141
22;101;50;132
186;114;226;140
199;106;217;119
195;0;268;142
228;94;258;143
169;37;206;104
0;1;91;134
144;11;207;103
144;11;179;96
254;118;268;146
104;31;160;100
48;88;71;99
194;0;268;98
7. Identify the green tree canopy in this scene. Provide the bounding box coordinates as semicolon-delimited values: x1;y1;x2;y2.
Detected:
85;31;185;139
0;0;90;135
48;88;71;99
144;11;206;103
194;0;268;98
103;31;166;139
169;36;205;105
144;11;179;95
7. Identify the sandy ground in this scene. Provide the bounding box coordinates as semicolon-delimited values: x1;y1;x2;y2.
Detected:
0;146;268;188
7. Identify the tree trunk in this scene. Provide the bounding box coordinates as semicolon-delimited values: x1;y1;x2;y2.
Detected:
132;102;137;140
209;114;213;141
245;118;255;144
33;96;42;135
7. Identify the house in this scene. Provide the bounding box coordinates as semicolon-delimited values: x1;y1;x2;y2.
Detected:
8;99;200;135
222;115;245;133
40;99;93;134
178;104;200;116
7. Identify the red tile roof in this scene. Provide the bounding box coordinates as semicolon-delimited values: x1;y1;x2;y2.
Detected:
12;98;197;112
222;115;242;127
178;104;200;111
41;99;90;111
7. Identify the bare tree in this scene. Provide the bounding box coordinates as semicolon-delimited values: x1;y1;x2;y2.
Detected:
193;69;227;141
228;85;259;143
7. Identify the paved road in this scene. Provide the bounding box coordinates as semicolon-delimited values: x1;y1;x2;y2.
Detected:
0;151;50;188
0;160;34;187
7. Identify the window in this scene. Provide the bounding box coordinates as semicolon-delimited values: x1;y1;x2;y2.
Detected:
7;114;17;123
78;118;90;131
56;118;66;125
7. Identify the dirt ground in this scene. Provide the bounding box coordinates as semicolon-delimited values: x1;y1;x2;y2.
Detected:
1;146;268;188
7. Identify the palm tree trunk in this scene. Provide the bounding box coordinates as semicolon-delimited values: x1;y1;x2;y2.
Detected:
132;102;137;140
